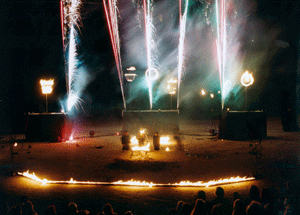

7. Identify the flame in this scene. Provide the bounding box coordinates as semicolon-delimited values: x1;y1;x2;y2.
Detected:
18;171;255;187
166;147;170;151
160;136;170;145
132;143;150;152
130;136;138;146
14;142;18;147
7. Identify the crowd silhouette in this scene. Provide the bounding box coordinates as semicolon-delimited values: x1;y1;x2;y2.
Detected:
3;181;300;215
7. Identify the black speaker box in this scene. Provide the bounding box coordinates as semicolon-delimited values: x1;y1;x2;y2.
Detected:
219;111;267;140
25;113;72;142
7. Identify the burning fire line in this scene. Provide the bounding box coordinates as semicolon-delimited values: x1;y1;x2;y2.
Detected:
17;171;255;187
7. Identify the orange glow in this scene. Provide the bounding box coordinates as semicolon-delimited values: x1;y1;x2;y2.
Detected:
18;171;255;187
40;79;54;94
132;143;150;152
166;147;170;151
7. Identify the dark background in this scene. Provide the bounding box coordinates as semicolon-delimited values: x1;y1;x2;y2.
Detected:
0;0;299;133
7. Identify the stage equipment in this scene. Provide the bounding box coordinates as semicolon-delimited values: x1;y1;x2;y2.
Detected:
122;110;179;135
25;113;72;142
219;111;267;140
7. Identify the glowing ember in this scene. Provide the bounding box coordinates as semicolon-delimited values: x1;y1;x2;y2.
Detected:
17;171;255;187
14;142;18;147
166;147;170;151
132;143;150;152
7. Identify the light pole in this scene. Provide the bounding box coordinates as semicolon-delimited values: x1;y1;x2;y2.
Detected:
241;71;254;111
40;79;54;113
168;79;177;109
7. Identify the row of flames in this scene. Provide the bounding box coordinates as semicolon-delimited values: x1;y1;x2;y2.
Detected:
18;171;255;187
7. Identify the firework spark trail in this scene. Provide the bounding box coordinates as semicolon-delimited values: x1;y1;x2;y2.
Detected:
177;0;189;109
103;0;126;110
143;0;156;109
216;0;227;110
61;0;83;111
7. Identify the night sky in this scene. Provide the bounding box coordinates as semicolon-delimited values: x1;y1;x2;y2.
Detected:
0;0;299;132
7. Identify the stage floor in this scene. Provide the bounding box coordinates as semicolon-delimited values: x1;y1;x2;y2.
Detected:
0;117;299;215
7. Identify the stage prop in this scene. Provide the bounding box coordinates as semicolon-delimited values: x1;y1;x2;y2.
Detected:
25;113;72;142
122;110;179;135
219;111;267;140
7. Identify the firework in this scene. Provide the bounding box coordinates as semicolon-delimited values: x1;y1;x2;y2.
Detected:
177;0;189;109
103;0;126;110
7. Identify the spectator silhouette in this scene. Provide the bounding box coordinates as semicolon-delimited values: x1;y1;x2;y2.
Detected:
182;203;193;215
197;190;206;201
8;205;22;215
208;187;231;215
68;202;78;215
260;187;272;205
176;201;184;215
167;208;177;215
211;203;226;215
245;185;261;206
233;192;242;202
45;205;57;215
232;199;246;215
245;201;263;215
191;199;206;215
153;132;160;150
77;210;90;215
103;203;117;215
121;131;130;150
22;201;38;215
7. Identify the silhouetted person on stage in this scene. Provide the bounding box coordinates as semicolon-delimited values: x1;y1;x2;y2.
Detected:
121;131;130;150
153;132;160;150
137;131;146;146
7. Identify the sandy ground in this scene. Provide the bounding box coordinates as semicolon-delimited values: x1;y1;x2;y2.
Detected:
0;117;299;215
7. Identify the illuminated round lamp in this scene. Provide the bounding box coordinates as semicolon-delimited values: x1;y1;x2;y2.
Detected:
241;71;254;87
145;68;159;81
201;89;206;96
124;73;137;82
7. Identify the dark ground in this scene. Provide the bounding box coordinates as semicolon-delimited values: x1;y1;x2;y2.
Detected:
0;117;299;215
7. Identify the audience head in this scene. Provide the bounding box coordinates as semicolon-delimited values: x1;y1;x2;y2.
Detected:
233;192;242;201
249;185;260;200
176;201;184;213
215;187;225;198
68;202;78;215
45;205;57;215
260;187;272;204
191;199;206;215
197;190;206;201
103;203;114;215
22;201;36;215
182;203;193;215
